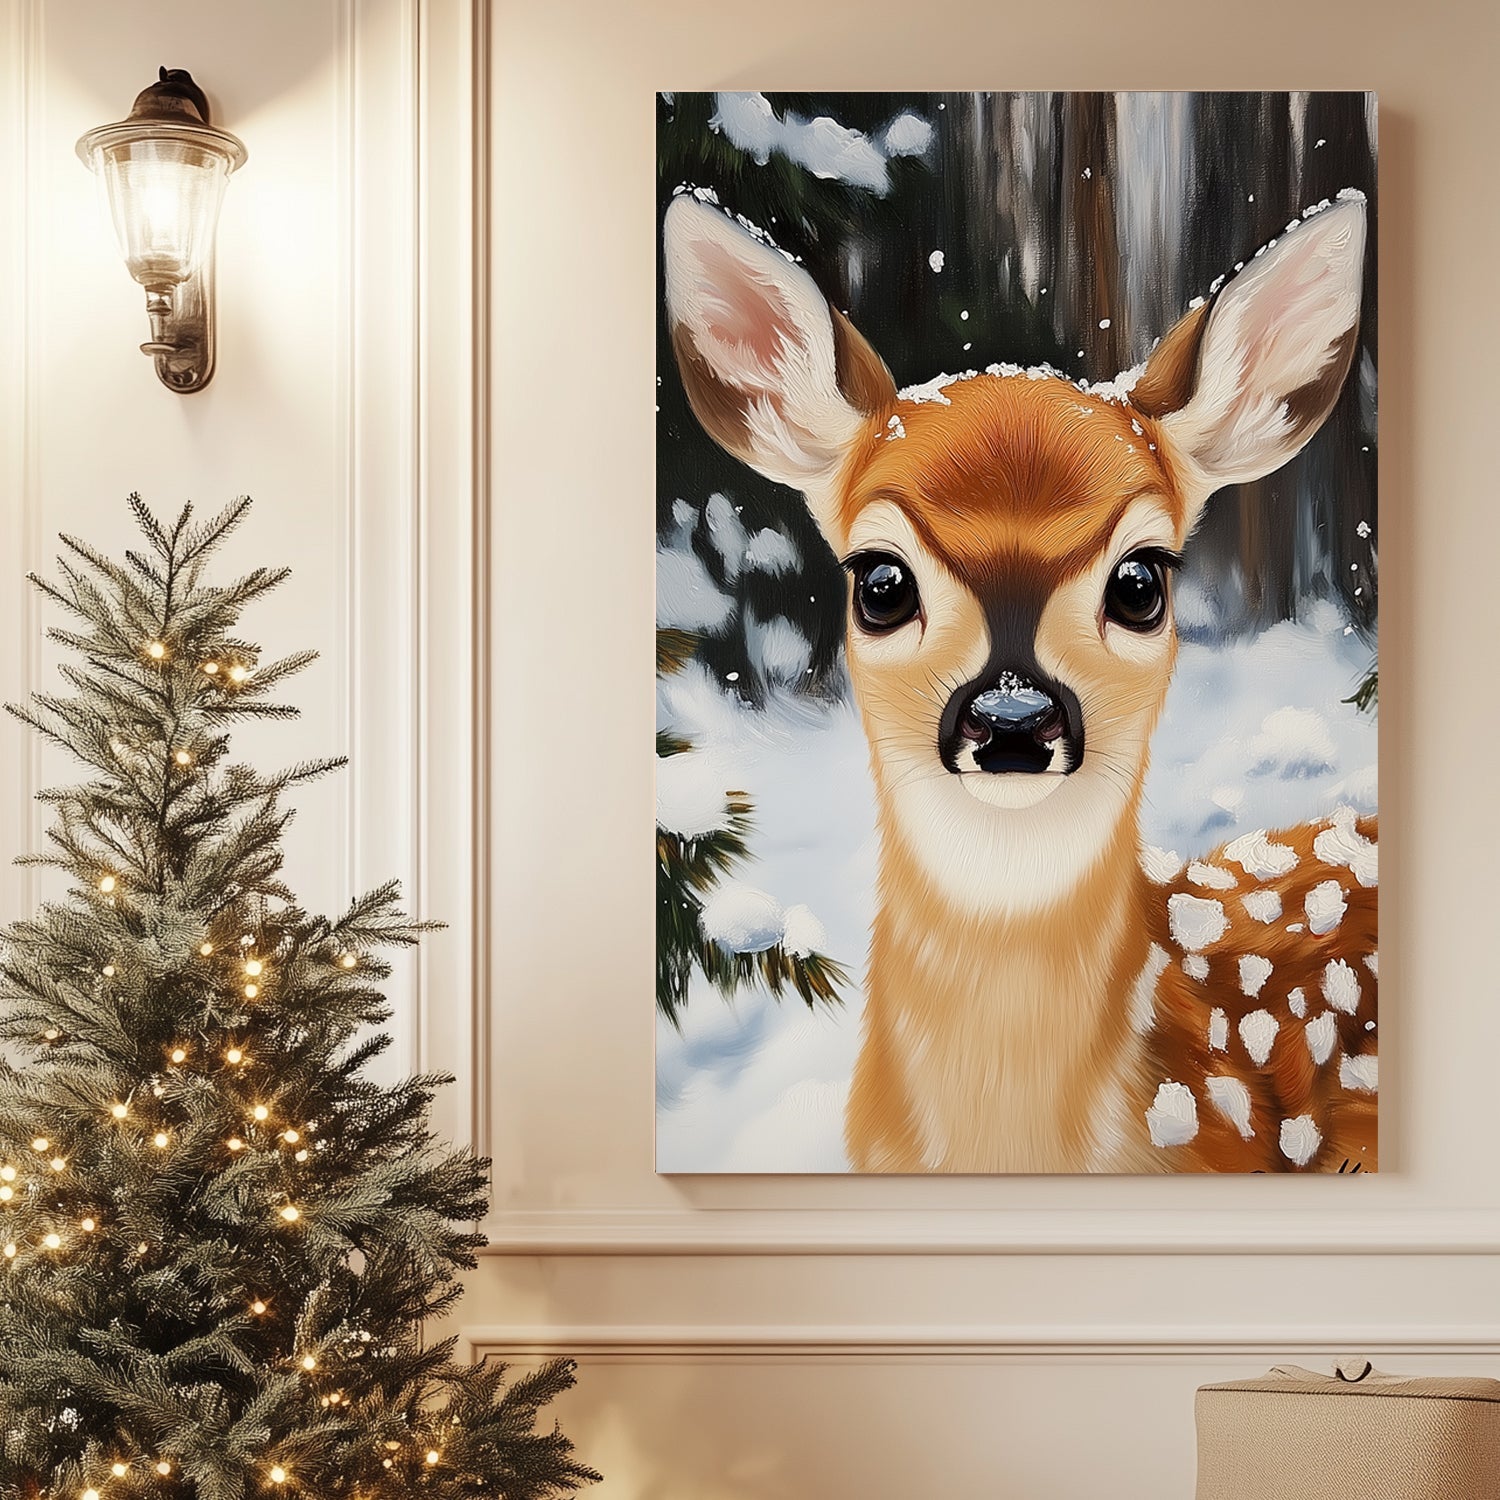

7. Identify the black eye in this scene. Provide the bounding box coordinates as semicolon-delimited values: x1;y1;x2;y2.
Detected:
849;553;921;633
1104;552;1171;632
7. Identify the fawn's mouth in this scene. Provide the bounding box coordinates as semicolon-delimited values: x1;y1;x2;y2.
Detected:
955;767;1071;809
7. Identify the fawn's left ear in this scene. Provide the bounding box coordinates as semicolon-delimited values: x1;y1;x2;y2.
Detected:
1134;196;1366;508
663;196;896;534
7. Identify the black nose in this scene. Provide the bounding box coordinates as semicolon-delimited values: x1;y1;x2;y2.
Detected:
959;675;1066;773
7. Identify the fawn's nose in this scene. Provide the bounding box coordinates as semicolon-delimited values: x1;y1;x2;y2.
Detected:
959;675;1066;774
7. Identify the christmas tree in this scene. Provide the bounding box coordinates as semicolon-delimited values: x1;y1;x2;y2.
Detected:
0;498;597;1500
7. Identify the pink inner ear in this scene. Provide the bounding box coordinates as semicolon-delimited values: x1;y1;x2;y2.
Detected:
694;239;802;372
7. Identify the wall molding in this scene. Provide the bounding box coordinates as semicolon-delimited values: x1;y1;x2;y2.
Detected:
475;1206;1500;1257
459;1321;1500;1363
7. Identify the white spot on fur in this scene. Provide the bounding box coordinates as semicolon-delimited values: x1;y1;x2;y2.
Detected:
1184;954;1210;982
1340;1053;1378;1093
1306;1012;1337;1065
1305;879;1348;936
1288;987;1307;1018
1286;922;1305;933
1222;829;1299;880
1363;952;1378;978
1146;1081;1199;1148
1280;1114;1322;1167
1238;955;1273;997
1188;861;1237;890
1208;1008;1229;1051
1129;944;1170;1034
1168;894;1229;952
885;415;906;441
1242;889;1282;924
1314;806;1378;887
1205;1076;1254;1139
1238;1009;1280;1066
1322;959;1361;1014
1141;845;1184;884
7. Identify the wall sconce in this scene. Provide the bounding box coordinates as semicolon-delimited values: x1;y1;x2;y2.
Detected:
77;68;247;393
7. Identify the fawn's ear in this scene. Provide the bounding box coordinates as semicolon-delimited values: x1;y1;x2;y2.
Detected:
664;196;895;530
1137;196;1366;505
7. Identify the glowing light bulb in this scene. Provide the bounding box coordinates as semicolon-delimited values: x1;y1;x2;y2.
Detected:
0;1165;13;1180
155;1461;172;1477
301;1354;317;1371
83;1487;101;1500
203;661;220;675
244;959;263;977
225;1047;244;1065
43;1232;61;1249
244;983;259;999
3;1243;15;1259
252;1105;269;1122
31;1138;48;1152
283;1129;300;1144
251;1299;267;1315
43;1028;59;1041
102;964;116;977
269;1466;287;1485
50;1157;66;1172
98;875;116;893
227;1137;245;1152
199;942;213;956
153;1132;169;1149
426;1450;440;1465
0;1187;13;1202
111;1463;128;1477
81;1217;96;1232
229;665;248;683
138;1241;148;1254
111;1103;128;1120
382;1459;393;1470
339;953;357;970
279;1205;300;1223
170;1047;187;1064
173;748;193;767
294;1149;308;1162
147;640;166;660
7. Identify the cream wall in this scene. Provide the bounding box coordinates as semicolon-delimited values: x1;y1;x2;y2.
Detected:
7;0;1500;1495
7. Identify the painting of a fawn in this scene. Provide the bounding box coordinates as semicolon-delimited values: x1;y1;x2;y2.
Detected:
658;96;1376;1174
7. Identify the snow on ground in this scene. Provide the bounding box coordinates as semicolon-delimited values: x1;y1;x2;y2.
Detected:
655;600;1377;1173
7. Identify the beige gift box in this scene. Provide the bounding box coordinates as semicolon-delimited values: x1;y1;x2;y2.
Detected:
1196;1361;1500;1499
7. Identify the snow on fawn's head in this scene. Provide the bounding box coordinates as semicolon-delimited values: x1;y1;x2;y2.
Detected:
664;192;1365;914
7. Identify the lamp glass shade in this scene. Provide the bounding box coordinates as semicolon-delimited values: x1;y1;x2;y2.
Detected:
89;133;234;289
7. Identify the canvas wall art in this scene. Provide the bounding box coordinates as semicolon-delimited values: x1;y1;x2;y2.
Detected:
655;92;1378;1174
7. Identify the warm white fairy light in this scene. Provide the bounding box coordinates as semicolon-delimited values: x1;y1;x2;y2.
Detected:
251;1299;268;1315
244;958;264;977
301;1353;317;1371
80;1217;96;1232
339;953;357;970
3;1243;15;1259
110;1103;128;1121
229;664;249;683
425;1451;440;1466
43;1232;61;1249
153;1132;170;1149
98;875;116;893
203;661;220;675
244;983;259;999
170;1047;188;1064
43;1027;60;1041
155;1461;172;1477
199;942;214;957
111;1463;128;1477
226;1047;244;1065
50;1156;66;1172
102;964;116;977
146;640;166;660
279;1205;300;1222
294;1149;309;1162
83;1487;101;1500
227;1137;245;1152
173;748;193;766
253;1105;270;1122
31;1138;48;1153
283;1129;300;1144
269;1465;287;1485
0;1187;12;1202
0;1166;13;1181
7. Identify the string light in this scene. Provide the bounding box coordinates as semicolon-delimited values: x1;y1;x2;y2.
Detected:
245;959;263;977
111;1103;128;1119
50;1156;66;1172
173;748;193;766
81;1217;96;1232
43;1233;61;1249
153;1132;170;1149
253;1105;269;1122
229;664;249;683
98;875;116;893
226;1047;244;1065
0;1187;12;1202
3;1243;14;1259
203;661;220;675
251;1299;268;1315
103;964;116;977
294;1149;308;1162
43;1027;60;1041
339;953;357;970
199;942;214;956
0;1166;14;1180
301;1354;317;1371
426;1451;441;1466
146;640;166;660
283;1129;300;1144
269;1465;287;1485
83;1487;101;1500
155;1461;172;1477
111;1464;129;1478
279;1205;300;1222
31;1138;48;1152
227;1137;245;1152
244;983;259;999
170;1047;188;1064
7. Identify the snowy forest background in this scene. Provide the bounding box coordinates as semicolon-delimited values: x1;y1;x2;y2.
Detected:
655;92;1378;1174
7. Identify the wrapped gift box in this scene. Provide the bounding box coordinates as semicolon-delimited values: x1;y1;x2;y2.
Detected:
1196;1361;1500;1499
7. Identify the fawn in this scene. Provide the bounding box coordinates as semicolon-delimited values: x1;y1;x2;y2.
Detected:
663;190;1376;1173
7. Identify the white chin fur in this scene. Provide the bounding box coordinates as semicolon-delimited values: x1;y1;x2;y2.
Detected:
959;772;1069;809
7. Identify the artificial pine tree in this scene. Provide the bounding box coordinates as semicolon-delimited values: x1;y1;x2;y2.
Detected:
0;498;597;1500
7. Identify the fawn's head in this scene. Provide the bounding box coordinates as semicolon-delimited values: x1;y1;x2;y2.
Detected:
664;194;1365;912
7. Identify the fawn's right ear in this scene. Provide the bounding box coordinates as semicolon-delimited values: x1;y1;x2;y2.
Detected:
664;197;896;531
